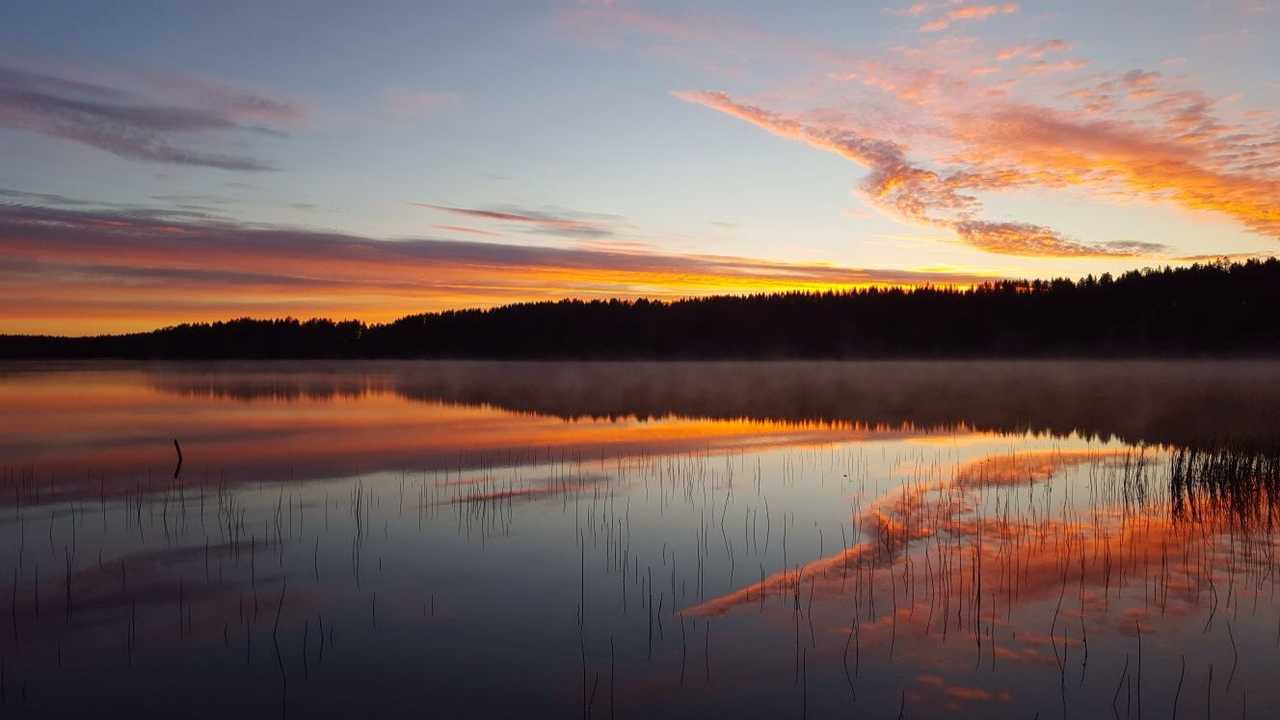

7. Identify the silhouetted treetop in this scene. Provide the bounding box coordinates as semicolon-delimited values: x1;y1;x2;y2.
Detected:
4;259;1278;359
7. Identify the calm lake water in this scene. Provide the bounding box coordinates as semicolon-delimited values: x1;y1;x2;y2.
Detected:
1;361;1279;718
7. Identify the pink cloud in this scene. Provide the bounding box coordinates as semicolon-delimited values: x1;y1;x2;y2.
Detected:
675;90;1159;257
920;3;1019;32
1020;58;1088;75
996;39;1071;61
563;3;1280;256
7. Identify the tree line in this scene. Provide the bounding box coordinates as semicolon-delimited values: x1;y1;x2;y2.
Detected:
4;259;1278;359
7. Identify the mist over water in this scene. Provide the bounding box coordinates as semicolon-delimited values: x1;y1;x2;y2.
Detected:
1;361;1278;718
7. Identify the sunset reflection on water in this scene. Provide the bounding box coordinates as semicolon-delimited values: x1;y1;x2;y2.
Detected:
0;361;1277;718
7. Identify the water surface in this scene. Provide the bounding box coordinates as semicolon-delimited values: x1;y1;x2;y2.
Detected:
1;361;1278;718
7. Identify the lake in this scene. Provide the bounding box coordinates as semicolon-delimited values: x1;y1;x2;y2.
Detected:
1;360;1278;718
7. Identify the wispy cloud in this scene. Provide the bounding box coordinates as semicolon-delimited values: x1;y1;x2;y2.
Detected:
1019;59;1087;75
0;62;294;171
996;39;1071;62
681;83;1280;251
675;91;1161;257
0;187;96;206
433;224;501;237
416;203;625;239
954;221;1165;257
919;3;1019;33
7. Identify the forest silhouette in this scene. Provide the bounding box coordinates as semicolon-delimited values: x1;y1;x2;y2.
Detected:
4;259;1278;359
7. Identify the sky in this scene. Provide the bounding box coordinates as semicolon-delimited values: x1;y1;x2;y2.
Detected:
1;0;1278;334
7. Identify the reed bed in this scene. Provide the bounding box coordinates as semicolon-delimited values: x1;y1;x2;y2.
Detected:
0;433;1277;717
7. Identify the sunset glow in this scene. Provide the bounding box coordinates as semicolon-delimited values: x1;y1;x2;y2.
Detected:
2;2;1277;334
3;6;1280;713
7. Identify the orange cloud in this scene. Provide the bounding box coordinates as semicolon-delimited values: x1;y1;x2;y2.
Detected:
920;3;1018;32
954;220;1164;257
948;104;1280;239
675;90;1164;258
996;39;1071;61
1019;59;1087;75
676;75;1279;255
